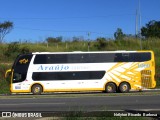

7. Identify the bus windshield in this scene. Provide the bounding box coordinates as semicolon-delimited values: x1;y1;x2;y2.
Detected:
12;54;33;83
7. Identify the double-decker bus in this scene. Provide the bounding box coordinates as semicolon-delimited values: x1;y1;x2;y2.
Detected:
5;51;156;95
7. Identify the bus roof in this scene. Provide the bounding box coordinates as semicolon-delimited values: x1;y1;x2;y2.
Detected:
32;50;153;55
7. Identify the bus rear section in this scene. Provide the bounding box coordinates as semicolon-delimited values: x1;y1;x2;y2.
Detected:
97;51;156;93
139;51;156;89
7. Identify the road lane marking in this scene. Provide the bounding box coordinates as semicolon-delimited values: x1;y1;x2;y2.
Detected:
0;102;65;106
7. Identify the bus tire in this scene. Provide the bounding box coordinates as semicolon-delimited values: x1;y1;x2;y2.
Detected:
105;83;117;93
31;84;42;95
119;82;130;93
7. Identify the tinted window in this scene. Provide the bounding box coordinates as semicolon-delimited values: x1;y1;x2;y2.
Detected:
89;53;115;63
129;53;151;62
32;71;105;81
114;52;151;62
33;52;151;64
33;54;68;64
13;54;33;83
33;53;116;64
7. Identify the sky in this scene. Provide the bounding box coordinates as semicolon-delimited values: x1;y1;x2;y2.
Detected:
0;0;160;42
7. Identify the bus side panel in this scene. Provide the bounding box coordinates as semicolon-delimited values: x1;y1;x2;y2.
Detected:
10;51;156;93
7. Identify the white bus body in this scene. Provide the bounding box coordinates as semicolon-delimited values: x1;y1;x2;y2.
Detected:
7;51;156;94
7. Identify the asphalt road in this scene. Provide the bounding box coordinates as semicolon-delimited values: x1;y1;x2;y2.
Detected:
0;94;160;112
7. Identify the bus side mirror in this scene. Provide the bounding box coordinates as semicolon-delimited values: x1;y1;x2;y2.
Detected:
5;69;11;79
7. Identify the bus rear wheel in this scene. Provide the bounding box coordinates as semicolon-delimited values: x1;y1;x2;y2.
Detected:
119;82;130;93
105;83;116;93
31;84;42;95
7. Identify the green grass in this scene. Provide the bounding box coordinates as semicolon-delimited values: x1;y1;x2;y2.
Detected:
0;79;10;94
0;64;11;94
0;38;160;94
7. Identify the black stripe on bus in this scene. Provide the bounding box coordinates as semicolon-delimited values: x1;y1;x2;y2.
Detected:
33;52;151;64
32;71;105;81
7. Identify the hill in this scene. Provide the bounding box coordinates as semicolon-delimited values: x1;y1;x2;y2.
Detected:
0;38;159;94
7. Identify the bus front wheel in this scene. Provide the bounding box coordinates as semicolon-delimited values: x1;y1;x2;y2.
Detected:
31;84;43;95
105;83;117;93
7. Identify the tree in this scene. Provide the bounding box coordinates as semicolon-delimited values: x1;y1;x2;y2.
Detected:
94;37;107;50
114;28;125;40
72;36;84;42
141;20;160;38
0;21;13;43
46;36;62;43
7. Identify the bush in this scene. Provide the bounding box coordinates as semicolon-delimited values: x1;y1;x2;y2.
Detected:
4;42;30;61
94;37;107;50
0;64;11;79
0;64;11;94
4;42;20;58
0;80;10;94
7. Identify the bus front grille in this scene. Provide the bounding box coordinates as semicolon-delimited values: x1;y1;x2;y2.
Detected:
141;70;152;88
